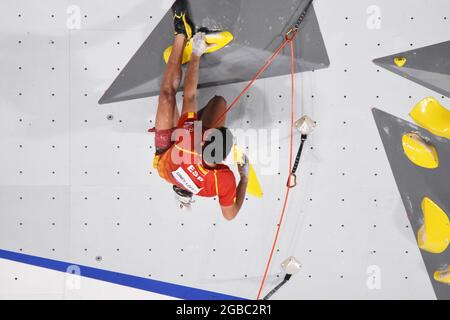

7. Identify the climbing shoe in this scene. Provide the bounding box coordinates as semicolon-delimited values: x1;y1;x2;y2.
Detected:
172;0;193;40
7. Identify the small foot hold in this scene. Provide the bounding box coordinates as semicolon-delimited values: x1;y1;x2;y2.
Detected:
417;197;450;254
164;31;234;64
402;132;439;169
394;56;407;67
410;97;450;139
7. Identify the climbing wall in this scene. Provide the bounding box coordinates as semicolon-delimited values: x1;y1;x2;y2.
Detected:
1;0;449;299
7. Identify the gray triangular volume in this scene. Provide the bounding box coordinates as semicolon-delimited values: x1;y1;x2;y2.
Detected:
373;41;450;98
372;108;450;300
99;0;330;105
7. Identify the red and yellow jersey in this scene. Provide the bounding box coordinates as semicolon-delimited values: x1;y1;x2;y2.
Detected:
155;112;237;207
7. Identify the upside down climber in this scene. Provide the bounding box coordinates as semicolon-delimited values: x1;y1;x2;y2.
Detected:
151;0;249;220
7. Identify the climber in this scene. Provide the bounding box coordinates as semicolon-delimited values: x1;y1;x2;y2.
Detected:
151;0;249;220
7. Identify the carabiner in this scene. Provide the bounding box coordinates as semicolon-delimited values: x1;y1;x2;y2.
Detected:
287;173;297;188
284;28;297;42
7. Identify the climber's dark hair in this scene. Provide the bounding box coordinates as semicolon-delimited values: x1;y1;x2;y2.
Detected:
202;127;234;164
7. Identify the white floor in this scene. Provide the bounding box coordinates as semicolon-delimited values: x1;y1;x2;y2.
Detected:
0;259;176;300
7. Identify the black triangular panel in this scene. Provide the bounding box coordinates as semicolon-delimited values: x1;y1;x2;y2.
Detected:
373;108;450;300
373;41;450;98
99;0;330;104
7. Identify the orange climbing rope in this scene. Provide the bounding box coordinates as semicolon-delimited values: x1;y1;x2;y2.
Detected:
256;35;298;300
211;0;312;299
213;39;291;128
211;29;300;299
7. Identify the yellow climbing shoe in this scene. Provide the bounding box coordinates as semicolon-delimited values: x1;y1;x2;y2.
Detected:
171;0;193;40
164;31;234;64
234;145;263;198
434;266;450;284
402;132;439;169
417;197;450;254
410;97;450;139
394;56;407;67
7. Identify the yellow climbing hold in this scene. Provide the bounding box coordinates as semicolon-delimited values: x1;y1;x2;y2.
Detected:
417;197;450;254
402;132;439;169
164;31;234;64
410;97;450;139
434;266;450;284
234;145;263;198
394;56;407;67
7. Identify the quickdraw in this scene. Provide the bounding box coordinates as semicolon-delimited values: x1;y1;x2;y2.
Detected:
287;134;308;189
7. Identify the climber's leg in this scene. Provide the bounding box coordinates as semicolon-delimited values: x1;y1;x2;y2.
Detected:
153;34;187;155
156;0;194;132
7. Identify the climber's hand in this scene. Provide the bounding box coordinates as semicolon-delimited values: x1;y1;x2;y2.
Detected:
237;154;250;179
191;32;209;57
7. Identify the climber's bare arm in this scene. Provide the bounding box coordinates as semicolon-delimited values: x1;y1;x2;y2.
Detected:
182;32;211;116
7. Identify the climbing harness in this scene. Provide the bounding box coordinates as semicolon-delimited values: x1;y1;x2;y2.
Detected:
208;0;315;299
